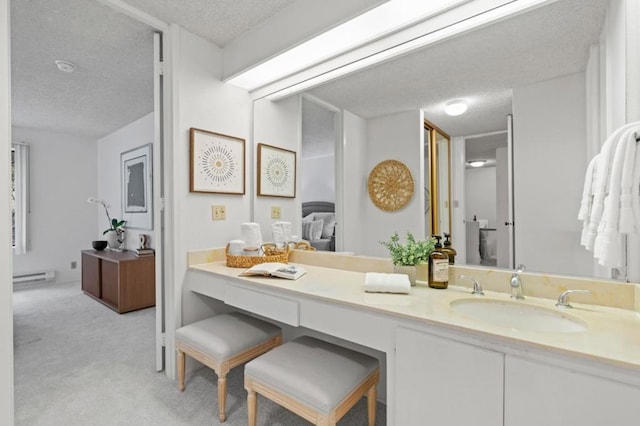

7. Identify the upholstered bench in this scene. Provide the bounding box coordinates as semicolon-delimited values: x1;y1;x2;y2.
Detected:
175;312;282;422
244;335;380;426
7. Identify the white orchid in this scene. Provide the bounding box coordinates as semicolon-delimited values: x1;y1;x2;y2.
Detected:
87;197;125;234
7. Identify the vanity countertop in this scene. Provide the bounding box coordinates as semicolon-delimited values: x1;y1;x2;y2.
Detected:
190;260;640;372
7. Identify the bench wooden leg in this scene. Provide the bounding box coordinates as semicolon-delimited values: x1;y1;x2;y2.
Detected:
367;384;377;426
247;388;257;426
218;374;227;422
177;350;185;392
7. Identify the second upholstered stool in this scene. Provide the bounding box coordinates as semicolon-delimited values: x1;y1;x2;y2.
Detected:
175;312;282;422
244;335;380;426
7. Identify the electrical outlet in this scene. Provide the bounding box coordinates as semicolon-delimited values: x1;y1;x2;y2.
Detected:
212;205;226;220
70;261;77;269
271;206;281;219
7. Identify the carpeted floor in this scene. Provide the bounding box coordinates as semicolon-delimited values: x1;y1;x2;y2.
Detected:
13;281;386;425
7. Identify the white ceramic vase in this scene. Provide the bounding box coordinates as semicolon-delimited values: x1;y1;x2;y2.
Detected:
106;229;125;250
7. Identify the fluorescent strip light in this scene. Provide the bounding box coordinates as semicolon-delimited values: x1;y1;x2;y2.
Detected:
227;0;468;91
265;0;553;101
467;160;486;167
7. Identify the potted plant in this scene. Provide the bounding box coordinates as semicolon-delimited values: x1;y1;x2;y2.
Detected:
88;197;126;250
380;232;435;285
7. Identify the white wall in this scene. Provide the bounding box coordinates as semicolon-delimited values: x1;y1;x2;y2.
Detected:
0;0;13;421
169;27;252;375
253;96;301;241
97;113;154;251
12;127;97;283
465;167;497;228
512;72;593;276
362;110;424;257
301;155;335;202
342;110;367;254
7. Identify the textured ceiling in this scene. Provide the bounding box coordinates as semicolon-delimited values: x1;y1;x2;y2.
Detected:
307;0;607;137
119;0;296;47
10;0;297;140
11;0;155;139
302;98;336;159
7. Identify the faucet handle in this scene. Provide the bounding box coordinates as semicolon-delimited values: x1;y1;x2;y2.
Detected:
516;264;525;273
458;274;484;296
556;289;592;309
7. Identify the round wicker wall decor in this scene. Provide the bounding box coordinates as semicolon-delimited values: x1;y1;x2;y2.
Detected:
367;159;415;211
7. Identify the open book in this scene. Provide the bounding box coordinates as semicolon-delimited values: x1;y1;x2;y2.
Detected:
240;262;307;280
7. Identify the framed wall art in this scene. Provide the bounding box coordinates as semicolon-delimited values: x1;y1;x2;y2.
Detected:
257;143;296;198
190;127;246;194
121;143;153;230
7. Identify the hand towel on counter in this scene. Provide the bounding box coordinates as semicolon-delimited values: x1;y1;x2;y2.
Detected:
241;223;262;248
364;272;410;294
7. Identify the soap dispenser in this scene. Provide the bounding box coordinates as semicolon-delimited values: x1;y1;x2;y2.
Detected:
428;235;449;289
441;233;457;265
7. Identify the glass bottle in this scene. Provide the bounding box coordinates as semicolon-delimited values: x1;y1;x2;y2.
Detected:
429;235;449;289
442;233;457;265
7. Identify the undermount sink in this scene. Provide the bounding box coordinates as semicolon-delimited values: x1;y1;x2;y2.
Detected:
450;298;588;333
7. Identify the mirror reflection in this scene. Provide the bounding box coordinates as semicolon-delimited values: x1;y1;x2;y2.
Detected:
253;0;630;280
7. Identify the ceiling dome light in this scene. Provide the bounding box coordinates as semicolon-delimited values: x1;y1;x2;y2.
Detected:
445;100;468;116
54;60;77;73
467;160;486;168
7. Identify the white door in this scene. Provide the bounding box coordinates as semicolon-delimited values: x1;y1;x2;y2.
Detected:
153;32;165;372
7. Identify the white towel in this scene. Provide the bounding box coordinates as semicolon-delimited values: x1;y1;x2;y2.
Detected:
579;155;599;248
632;146;640;235
240;223;262;248
593;128;634;263
578;154;599;221
585;122;639;249
364;272;410;294
271;221;292;247
619;129;639;234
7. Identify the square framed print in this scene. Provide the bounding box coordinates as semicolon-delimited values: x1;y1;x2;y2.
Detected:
190;128;245;194
257;143;296;198
121;143;153;230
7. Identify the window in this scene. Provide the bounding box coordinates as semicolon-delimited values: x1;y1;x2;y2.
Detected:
11;143;29;254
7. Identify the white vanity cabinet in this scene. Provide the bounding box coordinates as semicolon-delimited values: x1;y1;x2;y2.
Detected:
504;356;640;426
395;327;504;426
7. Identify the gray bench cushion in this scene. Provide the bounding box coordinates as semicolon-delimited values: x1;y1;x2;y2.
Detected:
245;336;379;413
175;312;281;362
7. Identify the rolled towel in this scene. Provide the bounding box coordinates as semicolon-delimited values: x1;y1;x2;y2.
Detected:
364;272;410;294
241;222;262;248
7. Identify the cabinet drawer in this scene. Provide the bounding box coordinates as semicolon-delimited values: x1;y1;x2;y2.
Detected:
224;284;299;326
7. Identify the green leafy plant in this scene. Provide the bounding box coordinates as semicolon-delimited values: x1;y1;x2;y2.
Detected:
380;232;436;266
87;197;126;234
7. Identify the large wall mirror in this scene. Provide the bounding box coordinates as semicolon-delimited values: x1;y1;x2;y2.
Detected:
252;0;636;280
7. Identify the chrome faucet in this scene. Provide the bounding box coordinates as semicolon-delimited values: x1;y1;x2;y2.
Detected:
510;264;525;300
458;274;484;296
556;289;592;309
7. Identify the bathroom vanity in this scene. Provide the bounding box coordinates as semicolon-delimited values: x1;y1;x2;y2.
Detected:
188;249;640;426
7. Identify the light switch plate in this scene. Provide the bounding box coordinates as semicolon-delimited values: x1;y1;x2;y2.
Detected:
212;205;226;220
271;206;281;219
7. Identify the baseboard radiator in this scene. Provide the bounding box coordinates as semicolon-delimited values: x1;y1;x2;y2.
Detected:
12;270;55;284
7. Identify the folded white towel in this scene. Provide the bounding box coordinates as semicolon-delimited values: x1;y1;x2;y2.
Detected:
241;223;262;248
364;272;410;294
578;154;599;221
632;146;640;235
271;221;292;247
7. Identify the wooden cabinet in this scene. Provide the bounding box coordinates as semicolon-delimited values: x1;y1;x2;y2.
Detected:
81;250;155;314
505;356;640;426
395;327;504;426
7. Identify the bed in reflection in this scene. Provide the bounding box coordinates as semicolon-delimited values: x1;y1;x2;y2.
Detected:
301;201;336;251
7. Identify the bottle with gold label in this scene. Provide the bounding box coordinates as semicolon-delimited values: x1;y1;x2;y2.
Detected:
442;233;457;265
429;235;449;289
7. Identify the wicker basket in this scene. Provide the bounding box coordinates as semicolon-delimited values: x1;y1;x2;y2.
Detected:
226;243;289;268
